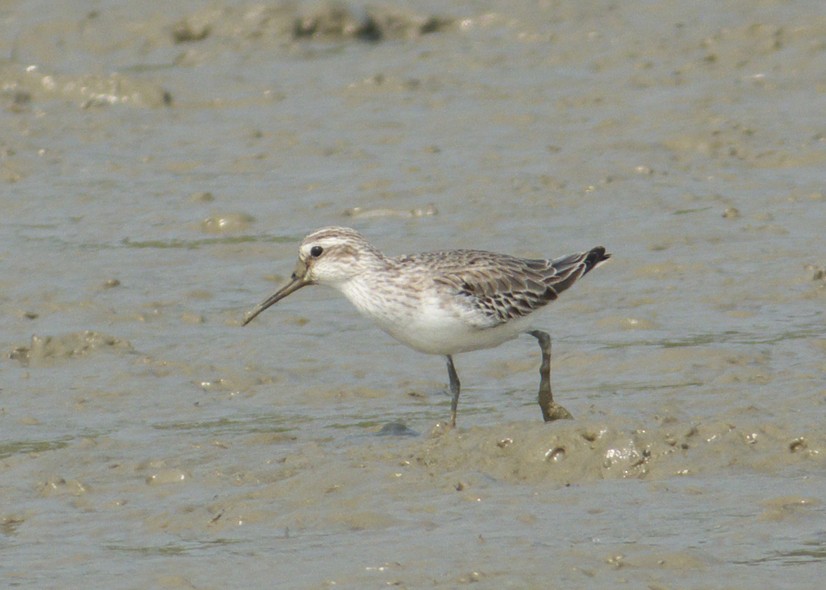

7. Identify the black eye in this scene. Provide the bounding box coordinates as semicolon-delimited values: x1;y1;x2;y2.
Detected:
310;246;323;258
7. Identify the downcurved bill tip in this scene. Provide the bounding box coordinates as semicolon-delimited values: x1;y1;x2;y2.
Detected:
242;276;308;326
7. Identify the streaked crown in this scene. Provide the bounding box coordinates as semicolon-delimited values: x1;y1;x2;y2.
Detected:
298;226;386;284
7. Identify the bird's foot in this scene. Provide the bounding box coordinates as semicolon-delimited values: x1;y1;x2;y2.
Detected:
541;402;574;422
430;421;455;437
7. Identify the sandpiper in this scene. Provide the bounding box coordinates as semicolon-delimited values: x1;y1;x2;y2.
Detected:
243;227;610;426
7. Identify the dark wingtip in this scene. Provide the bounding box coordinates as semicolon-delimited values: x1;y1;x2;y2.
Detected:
583;246;611;274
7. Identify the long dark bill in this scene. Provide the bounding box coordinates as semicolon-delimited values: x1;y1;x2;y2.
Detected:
242;276;309;326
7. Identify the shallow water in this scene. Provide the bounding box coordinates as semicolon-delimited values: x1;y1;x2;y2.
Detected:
2;0;825;588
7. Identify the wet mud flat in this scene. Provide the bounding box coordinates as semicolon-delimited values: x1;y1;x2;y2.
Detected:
3;323;824;588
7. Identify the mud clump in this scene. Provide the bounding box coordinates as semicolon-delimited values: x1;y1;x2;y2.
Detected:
0;63;171;109
9;331;132;367
405;419;825;486
170;1;452;46
292;2;451;42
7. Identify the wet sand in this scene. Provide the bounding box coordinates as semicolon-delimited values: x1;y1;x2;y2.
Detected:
2;0;825;588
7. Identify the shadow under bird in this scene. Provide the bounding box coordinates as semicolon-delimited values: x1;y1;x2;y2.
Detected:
243;226;610;426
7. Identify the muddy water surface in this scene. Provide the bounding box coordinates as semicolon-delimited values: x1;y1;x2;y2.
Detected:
2;0;825;588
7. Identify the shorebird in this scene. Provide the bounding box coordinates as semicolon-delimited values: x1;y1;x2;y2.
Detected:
243;227;610;426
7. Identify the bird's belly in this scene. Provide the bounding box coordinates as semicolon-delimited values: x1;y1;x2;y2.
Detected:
378;309;531;355
340;278;533;355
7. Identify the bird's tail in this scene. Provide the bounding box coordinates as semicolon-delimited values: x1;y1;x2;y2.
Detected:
582;246;611;275
547;246;611;295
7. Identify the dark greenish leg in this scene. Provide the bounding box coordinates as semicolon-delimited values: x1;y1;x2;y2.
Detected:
528;330;573;422
445;355;461;427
